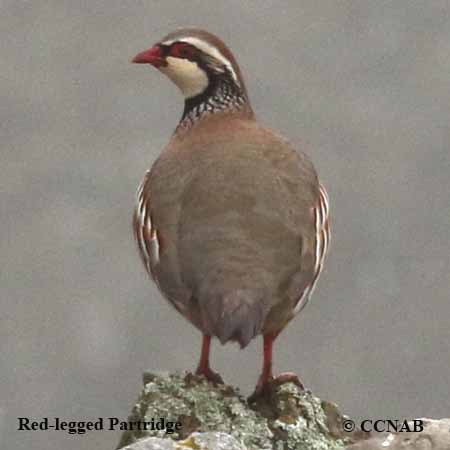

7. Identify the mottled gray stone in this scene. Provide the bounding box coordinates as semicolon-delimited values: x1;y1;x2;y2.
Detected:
346;419;450;450
116;372;362;450
182;432;247;449
121;432;246;450
122;436;176;450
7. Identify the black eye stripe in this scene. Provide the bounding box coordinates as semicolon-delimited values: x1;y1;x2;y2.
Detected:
162;42;200;61
159;44;170;56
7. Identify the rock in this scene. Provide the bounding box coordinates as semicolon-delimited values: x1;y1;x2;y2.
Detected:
121;436;176;450
346;418;450;450
121;432;245;450
116;372;367;450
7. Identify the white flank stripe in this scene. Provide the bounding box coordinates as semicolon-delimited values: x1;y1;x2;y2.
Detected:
145;213;152;232
140;203;147;225
319;185;329;216
322;228;328;257
314;206;321;273
149;229;160;265
295;183;331;315
137;219;149;266
294;285;311;314
135;174;161;271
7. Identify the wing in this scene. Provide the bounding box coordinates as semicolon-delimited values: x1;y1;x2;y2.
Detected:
294;183;330;314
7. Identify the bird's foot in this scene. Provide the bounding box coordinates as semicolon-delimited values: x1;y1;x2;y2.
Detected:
194;366;224;385
247;375;274;403
248;372;304;403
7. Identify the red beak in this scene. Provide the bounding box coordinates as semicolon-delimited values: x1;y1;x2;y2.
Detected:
132;45;166;67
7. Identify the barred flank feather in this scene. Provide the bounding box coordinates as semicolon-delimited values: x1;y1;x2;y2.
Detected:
133;171;160;281
294;183;331;314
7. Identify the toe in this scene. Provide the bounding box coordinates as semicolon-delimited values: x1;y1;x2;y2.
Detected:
195;367;224;385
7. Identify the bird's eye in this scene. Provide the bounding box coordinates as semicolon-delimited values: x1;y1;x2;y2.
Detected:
170;43;194;59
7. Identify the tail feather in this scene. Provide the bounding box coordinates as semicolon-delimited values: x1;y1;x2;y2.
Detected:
200;288;269;348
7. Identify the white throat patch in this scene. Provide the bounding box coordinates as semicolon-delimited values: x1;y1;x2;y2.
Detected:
160;56;209;98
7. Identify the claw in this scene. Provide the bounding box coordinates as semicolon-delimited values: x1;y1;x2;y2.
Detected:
194;335;224;385
248;376;274;402
248;372;304;402
195;366;224;384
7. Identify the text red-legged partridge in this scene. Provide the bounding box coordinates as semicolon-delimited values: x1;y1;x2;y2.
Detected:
132;29;330;398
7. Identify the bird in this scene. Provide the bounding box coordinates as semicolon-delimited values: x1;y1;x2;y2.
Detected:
131;28;330;399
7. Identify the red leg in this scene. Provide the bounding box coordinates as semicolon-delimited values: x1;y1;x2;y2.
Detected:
249;333;304;401
195;335;224;384
260;334;275;386
249;334;275;399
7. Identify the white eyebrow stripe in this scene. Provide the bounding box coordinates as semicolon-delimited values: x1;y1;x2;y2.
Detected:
162;36;239;85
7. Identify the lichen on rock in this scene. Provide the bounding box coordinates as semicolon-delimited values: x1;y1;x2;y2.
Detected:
116;372;363;450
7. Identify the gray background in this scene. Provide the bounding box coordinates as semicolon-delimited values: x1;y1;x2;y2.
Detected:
1;1;449;449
